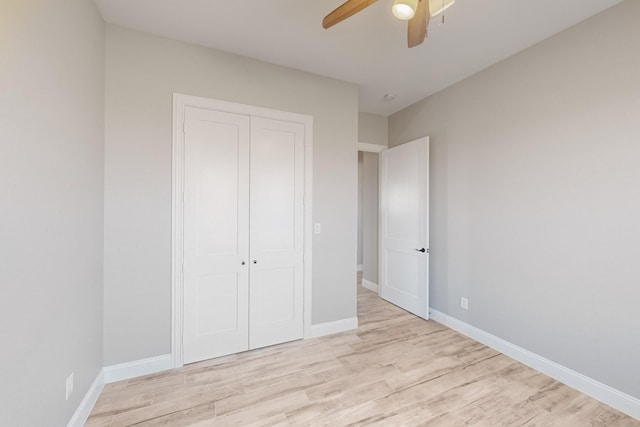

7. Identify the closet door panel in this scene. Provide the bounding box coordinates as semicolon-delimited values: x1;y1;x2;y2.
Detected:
183;107;250;364
249;117;304;349
251;267;296;323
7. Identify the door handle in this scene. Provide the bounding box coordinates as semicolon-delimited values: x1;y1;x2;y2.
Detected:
416;248;426;253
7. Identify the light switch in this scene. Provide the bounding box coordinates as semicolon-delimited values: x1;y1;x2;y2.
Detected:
314;223;321;234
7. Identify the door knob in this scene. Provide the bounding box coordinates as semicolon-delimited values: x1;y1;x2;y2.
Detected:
253;260;257;264
241;261;246;265
416;248;426;253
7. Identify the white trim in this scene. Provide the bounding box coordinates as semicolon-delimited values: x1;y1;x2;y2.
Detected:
429;309;640;421
103;354;174;384
171;94;185;368
361;278;378;293
302;113;314;342
172;94;313;367
66;369;104;427
358;142;386;153
357;264;363;272
306;317;359;339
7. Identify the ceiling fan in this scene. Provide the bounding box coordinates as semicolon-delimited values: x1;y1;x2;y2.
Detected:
322;0;455;48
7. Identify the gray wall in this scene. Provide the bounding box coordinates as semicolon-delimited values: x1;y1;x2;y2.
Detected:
0;0;105;425
104;25;359;365
389;1;640;399
358;112;388;146
361;153;380;285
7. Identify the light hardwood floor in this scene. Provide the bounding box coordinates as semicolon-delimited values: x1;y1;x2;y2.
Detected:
87;279;638;426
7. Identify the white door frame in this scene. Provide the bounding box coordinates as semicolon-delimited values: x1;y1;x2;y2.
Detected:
358;142;386;154
171;93;313;368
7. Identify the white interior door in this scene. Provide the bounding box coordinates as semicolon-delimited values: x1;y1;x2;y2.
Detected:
249;117;304;349
183;107;250;364
379;137;429;319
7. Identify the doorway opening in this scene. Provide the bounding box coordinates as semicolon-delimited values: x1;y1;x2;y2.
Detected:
357;145;383;294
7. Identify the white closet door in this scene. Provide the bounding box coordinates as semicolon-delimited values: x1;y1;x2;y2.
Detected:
183;107;250;364
249;117;305;349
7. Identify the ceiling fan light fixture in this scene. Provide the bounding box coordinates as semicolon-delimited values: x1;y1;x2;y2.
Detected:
429;0;455;17
392;0;419;20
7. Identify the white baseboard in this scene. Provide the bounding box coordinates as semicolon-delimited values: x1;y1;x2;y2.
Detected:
103;354;174;384
361;278;378;293
429;309;640;421
306;317;358;339
66;369;105;427
357;264;363;272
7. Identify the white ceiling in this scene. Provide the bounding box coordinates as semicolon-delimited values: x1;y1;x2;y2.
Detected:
94;0;623;116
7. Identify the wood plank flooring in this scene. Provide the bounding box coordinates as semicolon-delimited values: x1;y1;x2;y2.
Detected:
87;280;638;426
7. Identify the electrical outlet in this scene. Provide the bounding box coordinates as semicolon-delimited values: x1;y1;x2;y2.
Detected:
65;372;74;401
460;297;469;310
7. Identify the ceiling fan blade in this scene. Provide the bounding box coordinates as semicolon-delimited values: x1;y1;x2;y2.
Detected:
322;0;378;29
408;0;430;47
